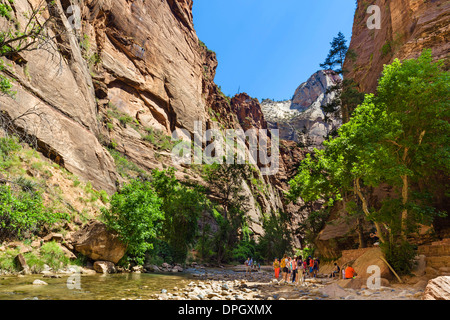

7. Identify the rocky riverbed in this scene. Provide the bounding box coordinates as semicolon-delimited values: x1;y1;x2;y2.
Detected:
148;268;426;301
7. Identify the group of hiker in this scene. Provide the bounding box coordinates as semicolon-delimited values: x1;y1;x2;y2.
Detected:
271;255;358;284
244;257;261;275
244;254;358;284
271;255;320;286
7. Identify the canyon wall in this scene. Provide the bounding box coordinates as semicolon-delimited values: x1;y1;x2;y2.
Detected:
316;0;450;259
344;0;450;94
0;0;306;239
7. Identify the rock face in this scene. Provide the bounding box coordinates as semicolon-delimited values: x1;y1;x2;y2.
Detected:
261;70;342;150
344;0;450;95
423;276;450;300
0;0;119;194
72;221;126;264
0;0;306;247
230;93;268;132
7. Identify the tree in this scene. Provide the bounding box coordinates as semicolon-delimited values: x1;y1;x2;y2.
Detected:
290;50;449;273
369;49;450;238
320;32;365;123
202;162;252;262
150;168;207;263
0;1;64;95
101;179;164;265
320;32;348;75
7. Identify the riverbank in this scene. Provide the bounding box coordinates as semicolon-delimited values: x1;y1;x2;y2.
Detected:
0;265;427;300
150;267;426;301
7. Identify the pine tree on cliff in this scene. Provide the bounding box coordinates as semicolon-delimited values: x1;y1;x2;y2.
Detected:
320;32;348;75
320;32;364;124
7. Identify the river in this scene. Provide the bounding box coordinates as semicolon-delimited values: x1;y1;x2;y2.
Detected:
0;273;194;300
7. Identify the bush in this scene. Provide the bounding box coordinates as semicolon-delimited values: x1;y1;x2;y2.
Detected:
381;240;417;276
0;136;21;169
101;179;164;265
232;239;260;263
0;248;19;272
0;184;69;241
39;241;70;271
143;128;174;151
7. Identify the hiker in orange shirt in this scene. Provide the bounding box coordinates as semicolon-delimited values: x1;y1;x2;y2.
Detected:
345;263;357;279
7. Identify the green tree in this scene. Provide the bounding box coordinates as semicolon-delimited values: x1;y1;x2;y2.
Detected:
101;179;164;265
289;50;449;273
369;49;450;238
202;162;252;262
150;168;206;263
320;32;365;123
320;31;348;75
257;211;293;261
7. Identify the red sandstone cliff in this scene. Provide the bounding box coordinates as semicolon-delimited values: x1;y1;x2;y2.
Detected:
344;0;450;94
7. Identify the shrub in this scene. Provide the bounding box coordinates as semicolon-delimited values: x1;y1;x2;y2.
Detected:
143;127;174;151
381;240;417;276
39;241;70;271
0;184;69;241
0;248;19;272
0;136;21;169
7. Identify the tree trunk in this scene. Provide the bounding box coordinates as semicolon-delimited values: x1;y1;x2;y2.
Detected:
400;147;409;239
357;215;367;248
354;178;387;244
401;174;408;239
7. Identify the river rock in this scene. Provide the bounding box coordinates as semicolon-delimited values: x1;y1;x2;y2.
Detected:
93;261;117;274
144;264;160;273
33;280;48;286
72;220;126;264
422;276;450;300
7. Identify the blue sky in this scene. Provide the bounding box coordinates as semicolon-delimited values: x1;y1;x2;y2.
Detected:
193;0;357;101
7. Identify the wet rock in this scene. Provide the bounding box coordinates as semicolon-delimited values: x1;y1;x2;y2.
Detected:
93;261;117;274
33;280;48;286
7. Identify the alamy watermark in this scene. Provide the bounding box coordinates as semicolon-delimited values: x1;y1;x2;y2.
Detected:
66;265;82;290
367;5;381;30
171;122;280;176
366;265;381;290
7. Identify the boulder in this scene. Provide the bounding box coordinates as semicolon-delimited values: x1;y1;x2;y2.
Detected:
72;220;126;264
353;247;393;280
336;278;366;290
422;276;450;300
132;265;143;273
144;264;160;273
93;261;117;274
58;244;77;260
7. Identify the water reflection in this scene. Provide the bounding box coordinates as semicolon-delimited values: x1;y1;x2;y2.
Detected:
0;273;192;300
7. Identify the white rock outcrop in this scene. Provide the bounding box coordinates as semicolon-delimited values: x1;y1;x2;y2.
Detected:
261;70;342;150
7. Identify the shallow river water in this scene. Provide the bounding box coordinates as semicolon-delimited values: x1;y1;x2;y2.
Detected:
0;273;193;300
